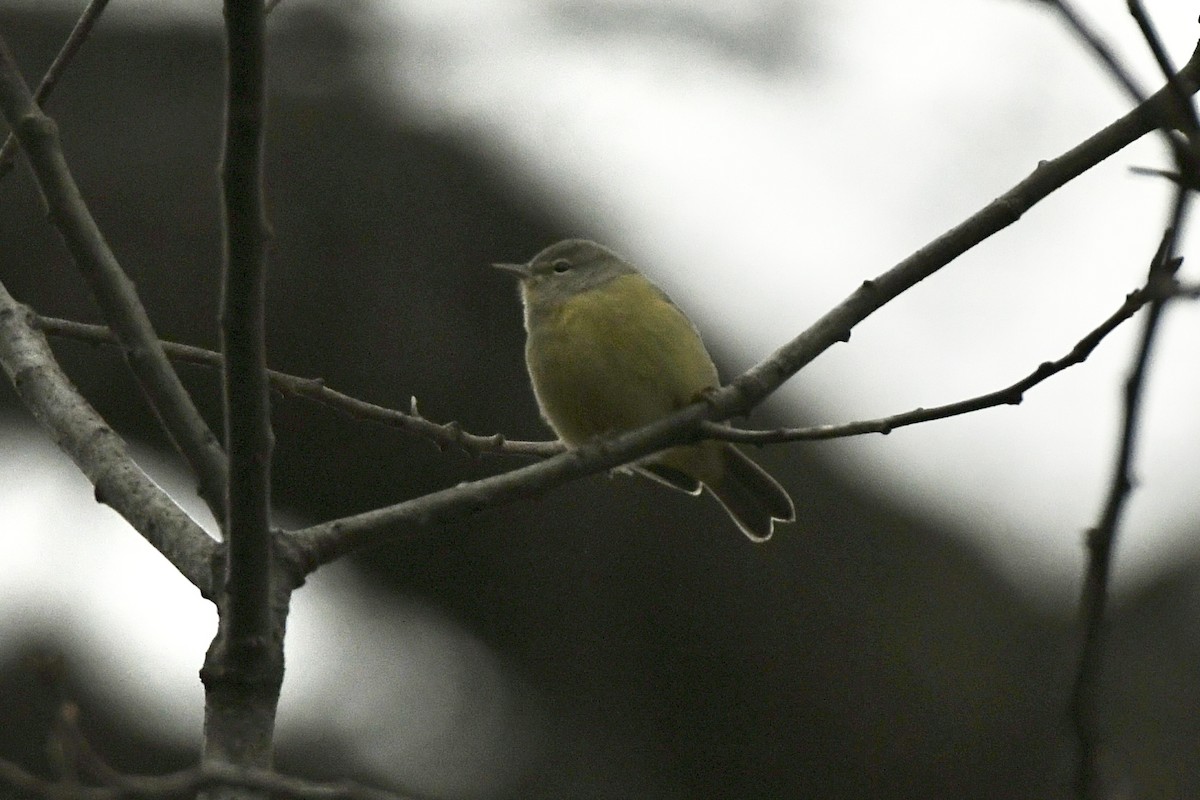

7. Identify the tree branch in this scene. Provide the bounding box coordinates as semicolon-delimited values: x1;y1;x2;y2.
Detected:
31;267;1194;457
0;757;429;800
218;0;274;655
1051;0;1199;175
1070;212;1190;800
0;0;112;182
198;0;281;785
0;282;217;597
1127;0;1200;135
0;35;229;526
34;315;563;458
1;679;435;800
1042;8;1198;799
0;700;432;800
701;279;1180;443
720;40;1200;419
1049;0;1149;106
284;41;1200;572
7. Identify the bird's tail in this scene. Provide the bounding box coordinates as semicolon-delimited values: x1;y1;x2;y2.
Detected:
636;442;795;541
705;444;795;542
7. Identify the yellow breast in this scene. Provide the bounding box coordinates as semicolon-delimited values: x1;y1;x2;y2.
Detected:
525;273;719;445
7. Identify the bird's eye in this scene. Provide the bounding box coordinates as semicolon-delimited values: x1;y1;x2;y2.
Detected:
551;259;571;274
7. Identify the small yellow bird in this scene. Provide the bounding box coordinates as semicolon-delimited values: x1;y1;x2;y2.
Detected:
495;239;794;541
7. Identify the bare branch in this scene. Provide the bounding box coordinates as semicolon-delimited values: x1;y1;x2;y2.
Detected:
0;36;229;526
198;0;280;780
0;283;217;597
722;42;1199;419
1;691;437;800
218;0;274;653
285;45;1200;571
1048;0;1149;105
0;756;430;800
0;0;112;182
35;316;563;458
1051;1;1199;171
1070;212;1190;800
8;701;434;800
1040;10;1200;800
1127;0;1200;134
702;279;1180;443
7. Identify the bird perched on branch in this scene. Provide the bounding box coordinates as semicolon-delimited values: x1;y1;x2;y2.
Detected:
495;239;794;541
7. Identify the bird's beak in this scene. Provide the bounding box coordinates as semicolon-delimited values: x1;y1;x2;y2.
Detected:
492;261;531;279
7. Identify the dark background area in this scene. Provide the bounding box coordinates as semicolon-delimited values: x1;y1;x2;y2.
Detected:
1;6;1197;799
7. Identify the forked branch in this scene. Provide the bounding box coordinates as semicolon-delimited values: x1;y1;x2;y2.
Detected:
0;283;217;595
0;37;229;527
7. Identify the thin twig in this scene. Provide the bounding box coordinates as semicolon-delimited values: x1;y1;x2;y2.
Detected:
1070;211;1190;800
0;284;217;596
1128;0;1200;134
719;41;1198;419
34;315;563;458
283;44;1200;572
700;279;1181;443
1048;0;1149;106
0;0;112;182
0;36;230;526
1052;1;1198;168
1044;8;1199;800
1126;0;1200;187
35;275;1196;455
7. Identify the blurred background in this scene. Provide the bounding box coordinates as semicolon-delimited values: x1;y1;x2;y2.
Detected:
1;1;1198;798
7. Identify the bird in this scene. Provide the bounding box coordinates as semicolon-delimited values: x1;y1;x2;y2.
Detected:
494;238;794;541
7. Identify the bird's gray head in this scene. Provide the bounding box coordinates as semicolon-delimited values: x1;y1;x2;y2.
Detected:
493;239;638;309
